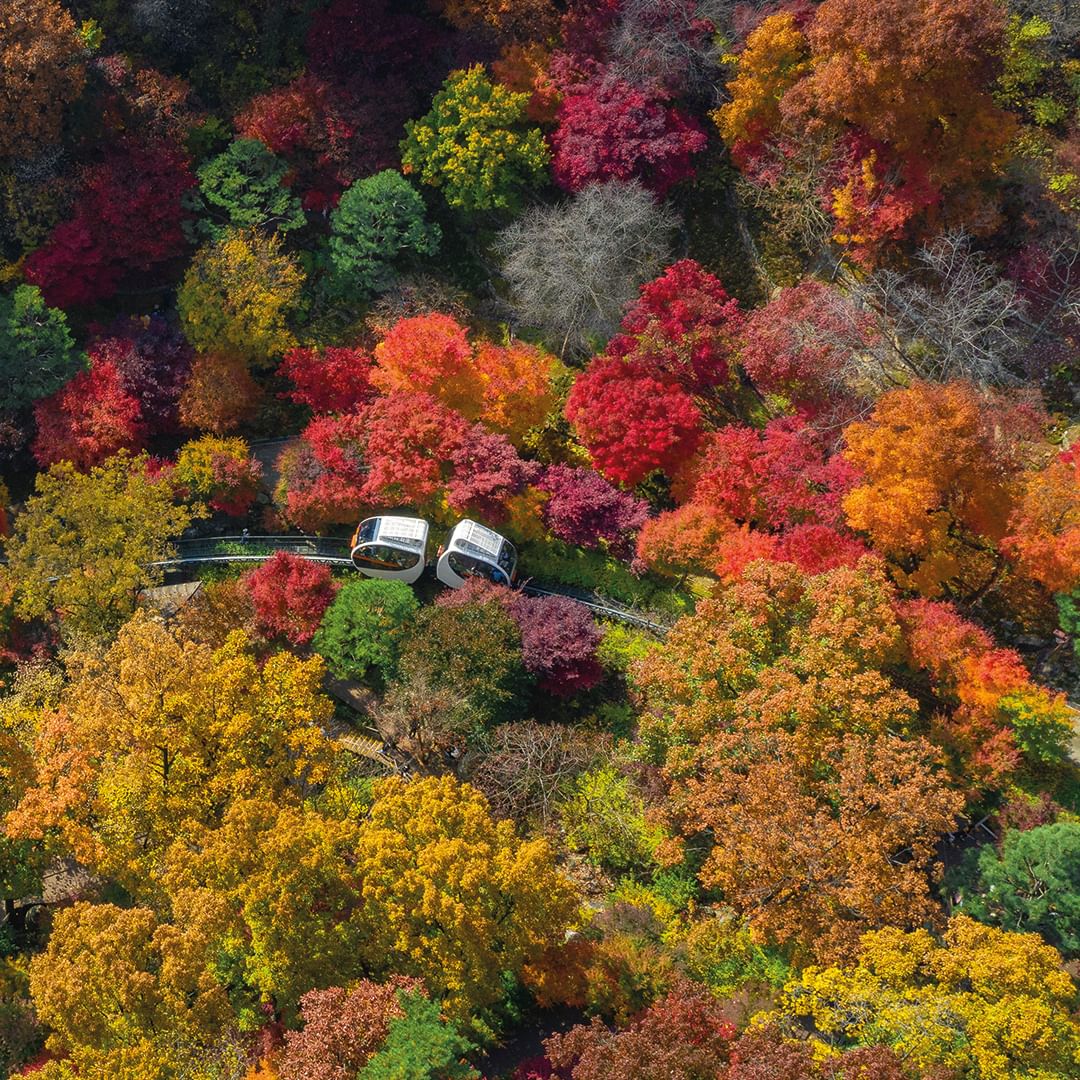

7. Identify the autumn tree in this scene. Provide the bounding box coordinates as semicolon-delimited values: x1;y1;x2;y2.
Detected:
608;259;746;401
194;137;306;239
0;0;85;160
372;315;559;443
248;552;338;647
538;465;649;555
713;12;811;156
1003;445;1080;595
778;916;1080;1078
401;66;549;212
8;613;335;889
510;593;604;698
279;978;425;1080
545;981;735;1080
178;227;304;362
739;279;871;409
88;315;193;433
552;76;707;196
3;453;194;635
565;355;705;486
780;0;1014;192
329;171;441;293
275;411;369;531
32;361;144;470
278;344;374;415
25;140;196;309
0;285;82;415
28;902;229;1058
636;560;965;957
351;775;578;1016
162;799;366;1016
371;313;479;415
178;352;262;435
497;181;677;355
172;435;263;516
841;380;1040;599
439;0;557;40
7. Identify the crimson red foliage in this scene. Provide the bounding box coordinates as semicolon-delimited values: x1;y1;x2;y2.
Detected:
248;551;339;646
32;361;144;470
277;411;369;531
678;416;858;529
360;391;470;508
607;259;744;395
279;345;375;414
551;74;706;195
566;356;705;487
25;140;195;308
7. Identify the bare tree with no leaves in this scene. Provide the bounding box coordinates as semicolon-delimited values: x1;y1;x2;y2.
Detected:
468;720;599;828
496;181;679;357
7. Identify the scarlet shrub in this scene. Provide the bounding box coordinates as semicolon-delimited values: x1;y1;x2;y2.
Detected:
566;356;705;487
552;75;707;196
279;345;375;415
445;428;540;522
276;412;369;531
32;362;144;470
248;552;339;647
608;259;745;395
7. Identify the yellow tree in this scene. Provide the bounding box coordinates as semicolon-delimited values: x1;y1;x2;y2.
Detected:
3;452;195;636
178;227;303;364
162;798;366;1018
713;13;811;150
778;916;1080;1079
353;775;579;1017
28;902;231;1057
6;612;335;892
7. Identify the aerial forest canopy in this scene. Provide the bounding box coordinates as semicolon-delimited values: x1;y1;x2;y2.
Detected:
0;0;1079;1078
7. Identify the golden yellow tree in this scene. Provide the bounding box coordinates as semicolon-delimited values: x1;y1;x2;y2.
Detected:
353;775;579;1017
3;452;195;636
178;228;303;364
778;916;1080;1079
7;612;335;891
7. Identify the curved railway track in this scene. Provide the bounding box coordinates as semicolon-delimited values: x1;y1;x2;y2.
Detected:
156;534;673;636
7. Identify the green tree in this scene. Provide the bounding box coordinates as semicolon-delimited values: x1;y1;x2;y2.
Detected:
954;823;1080;957
329;170;441;293
3;453;195;635
194;137;306;238
313;578;419;687
400;65;549;212
397;601;529;732
358;993;478;1080
0;285;83;414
